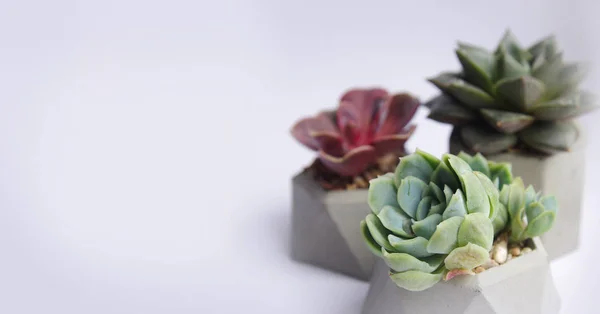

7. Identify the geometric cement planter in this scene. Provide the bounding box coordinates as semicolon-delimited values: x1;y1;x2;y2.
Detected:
290;170;375;281
451;128;586;261
362;237;560;314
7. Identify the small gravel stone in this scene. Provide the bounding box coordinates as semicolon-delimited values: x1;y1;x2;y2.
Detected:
354;177;368;188
474;266;485;274
510;247;521;256
507;253;513;261
492;240;508;264
521;247;533;254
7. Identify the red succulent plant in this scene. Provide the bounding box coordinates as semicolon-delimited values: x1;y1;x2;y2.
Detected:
291;88;420;177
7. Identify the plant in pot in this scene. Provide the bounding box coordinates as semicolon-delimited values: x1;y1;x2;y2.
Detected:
361;150;559;314
290;88;419;280
424;30;597;260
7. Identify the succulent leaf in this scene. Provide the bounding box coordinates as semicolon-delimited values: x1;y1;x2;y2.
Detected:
427;73;463;94
428;203;446;217
525;202;545;222
524;185;537;208
524;211;556;239
365;214;395;251
492;202;509;235
446;80;496;110
318;146;377;177
395;154;435;186
415;196;434;221
474;172;500;219
375;93;420;136
427;216;464;254
518;121;578;154
428;182;446;205
444;243;490;270
498;51;530;80
445;153;473;176
458;152;491;177
291;112;338;151
413;213;443;239
539;195;558;214
378;205;414;238
361;220;383;256
388;235;433;258
528;36;558;60
488;161;513;188
367;175;398;214
532;91;598;120
460;125;518;155
382;249;446;273
431;161;461;192
495;76;545;112
446;155;491;216
371;125;416;156
456;45;496;93
442;190;468;220
444;268;475;281
461;172;491;216
506;178;525;218
495;30;531;63
416;149;442;169
458;213;494;250
397;177;429;218
443;185;454;205
389;267;445;292
426;95;478;126
480;108;535;134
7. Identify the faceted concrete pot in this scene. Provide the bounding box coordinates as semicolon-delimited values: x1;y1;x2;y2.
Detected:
290;170;374;281
450;129;586;260
362;237;560;314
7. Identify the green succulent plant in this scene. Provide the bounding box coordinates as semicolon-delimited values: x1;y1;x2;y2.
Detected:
360;150;509;291
425;30;598;155
500;178;558;243
360;150;557;291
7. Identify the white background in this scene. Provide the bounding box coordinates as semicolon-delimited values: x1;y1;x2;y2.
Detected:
1;1;599;313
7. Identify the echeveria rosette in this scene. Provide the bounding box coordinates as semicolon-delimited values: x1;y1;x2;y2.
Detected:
360;150;512;291
291;88;419;177
425;30;598;155
500;178;558;243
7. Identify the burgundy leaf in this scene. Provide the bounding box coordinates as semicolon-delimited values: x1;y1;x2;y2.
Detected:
318;145;377;177
337;88;389;146
311;131;344;157
372;125;416;156
290;111;338;150
375;93;420;136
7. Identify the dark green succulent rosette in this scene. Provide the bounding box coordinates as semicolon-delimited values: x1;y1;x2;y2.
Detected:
360;150;511;291
360;150;558;291
426;30;598;155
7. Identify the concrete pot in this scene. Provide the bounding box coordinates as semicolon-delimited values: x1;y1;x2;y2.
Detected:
450;128;586;260
290;170;374;281
362;237;559;314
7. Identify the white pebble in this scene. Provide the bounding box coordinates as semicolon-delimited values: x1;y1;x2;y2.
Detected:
521;247;533;254
492;240;508;264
